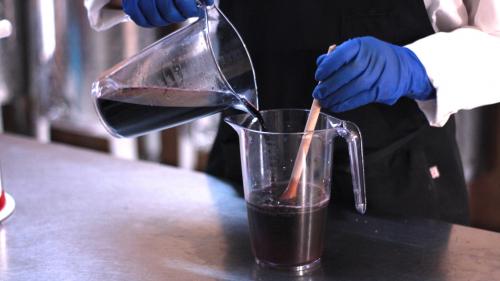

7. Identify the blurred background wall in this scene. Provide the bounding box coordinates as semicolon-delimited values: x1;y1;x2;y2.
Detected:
0;0;219;169
0;0;498;231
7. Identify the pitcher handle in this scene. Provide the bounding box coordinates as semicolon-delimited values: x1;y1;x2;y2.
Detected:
336;121;367;214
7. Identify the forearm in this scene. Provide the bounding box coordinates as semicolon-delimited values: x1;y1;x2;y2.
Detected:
407;27;500;127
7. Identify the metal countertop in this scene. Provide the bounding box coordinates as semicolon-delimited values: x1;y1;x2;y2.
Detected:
0;133;499;281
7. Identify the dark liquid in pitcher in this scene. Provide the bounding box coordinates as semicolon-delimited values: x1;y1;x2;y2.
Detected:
96;87;264;137
97;98;228;137
247;184;328;267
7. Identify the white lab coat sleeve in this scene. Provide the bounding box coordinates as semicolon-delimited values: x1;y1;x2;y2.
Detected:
406;0;500;127
406;27;500;127
84;0;129;31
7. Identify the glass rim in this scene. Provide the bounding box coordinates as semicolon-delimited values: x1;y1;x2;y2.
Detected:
224;108;345;136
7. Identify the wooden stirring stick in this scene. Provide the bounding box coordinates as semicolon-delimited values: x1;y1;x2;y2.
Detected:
280;45;336;201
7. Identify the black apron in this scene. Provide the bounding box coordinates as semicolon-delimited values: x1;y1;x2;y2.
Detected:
207;0;469;225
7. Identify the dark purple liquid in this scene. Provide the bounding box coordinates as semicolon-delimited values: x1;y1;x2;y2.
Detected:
247;185;328;267
241;98;266;131
97;98;228;137
96;87;264;137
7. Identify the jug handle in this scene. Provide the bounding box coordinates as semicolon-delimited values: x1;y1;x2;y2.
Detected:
336;121;367;214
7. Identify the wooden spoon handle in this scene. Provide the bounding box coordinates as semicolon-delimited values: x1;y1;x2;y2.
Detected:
280;99;322;200
280;45;336;201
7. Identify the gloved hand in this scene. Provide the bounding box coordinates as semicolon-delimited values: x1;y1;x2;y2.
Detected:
313;36;435;112
122;0;214;27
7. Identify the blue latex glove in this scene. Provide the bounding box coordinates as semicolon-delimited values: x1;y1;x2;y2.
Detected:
122;0;214;27
313;36;435;112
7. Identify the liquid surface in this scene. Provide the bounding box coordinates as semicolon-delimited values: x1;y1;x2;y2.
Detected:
99;87;233;107
249;182;328;208
96;87;264;137
247;184;329;267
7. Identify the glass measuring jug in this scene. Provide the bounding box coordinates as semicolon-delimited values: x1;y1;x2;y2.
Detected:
226;109;366;273
91;5;257;138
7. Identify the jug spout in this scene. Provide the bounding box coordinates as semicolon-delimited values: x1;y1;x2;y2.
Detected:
224;113;260;134
225;115;243;135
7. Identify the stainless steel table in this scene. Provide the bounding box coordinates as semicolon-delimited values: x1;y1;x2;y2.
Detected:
1;133;499;281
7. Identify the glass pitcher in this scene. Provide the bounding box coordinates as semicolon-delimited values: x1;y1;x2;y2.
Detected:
91;5;257;138
225;109;366;273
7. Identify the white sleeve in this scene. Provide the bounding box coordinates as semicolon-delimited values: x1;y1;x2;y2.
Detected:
84;0;129;31
407;27;500;126
405;0;500;127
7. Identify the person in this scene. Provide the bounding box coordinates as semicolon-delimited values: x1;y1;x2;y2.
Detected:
85;0;500;225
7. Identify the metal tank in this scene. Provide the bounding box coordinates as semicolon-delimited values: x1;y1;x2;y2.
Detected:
0;0;26;133
27;0;157;158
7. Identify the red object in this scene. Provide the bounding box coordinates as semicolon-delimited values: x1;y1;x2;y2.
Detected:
0;190;5;211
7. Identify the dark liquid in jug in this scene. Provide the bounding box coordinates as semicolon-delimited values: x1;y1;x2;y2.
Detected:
96;87;264;137
247;184;328;267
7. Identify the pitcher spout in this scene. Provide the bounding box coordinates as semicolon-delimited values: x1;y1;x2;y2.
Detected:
236;89;259;111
